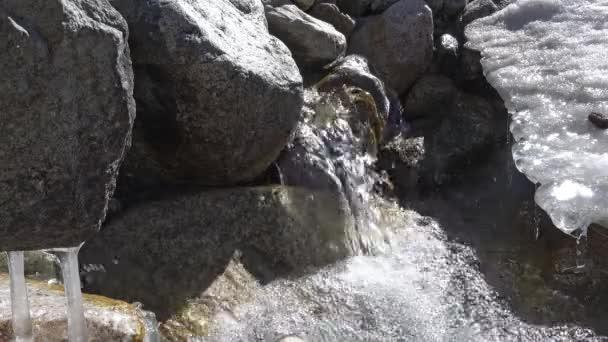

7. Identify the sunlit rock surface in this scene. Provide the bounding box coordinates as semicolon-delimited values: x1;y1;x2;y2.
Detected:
0;273;156;341
466;0;608;235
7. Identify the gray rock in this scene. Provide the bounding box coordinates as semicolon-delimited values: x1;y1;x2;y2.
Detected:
348;0;433;95
336;0;373;17
80;187;356;316
403;74;458;124
309;3;356;38
462;0;498;26
0;0;135;251
267;5;347;68
0;273;157;341
112;0;303;186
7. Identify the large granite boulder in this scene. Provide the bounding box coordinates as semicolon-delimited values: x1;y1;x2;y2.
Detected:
0;0;135;251
79;186;355;317
112;0;303;186
0;273;157;341
266;5;347;68
348;0;433;95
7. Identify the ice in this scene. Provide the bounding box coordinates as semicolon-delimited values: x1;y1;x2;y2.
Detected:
7;251;33;342
465;0;608;235
54;247;88;342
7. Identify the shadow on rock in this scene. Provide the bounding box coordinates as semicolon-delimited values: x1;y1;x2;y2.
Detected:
80;186;356;320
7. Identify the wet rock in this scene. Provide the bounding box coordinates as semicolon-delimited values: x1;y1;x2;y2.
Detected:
112;0;303;187
462;0;498;26
309;3;356;38
318;55;391;121
436;34;460;76
348;0;434;95
403;74;458;129
377;136;425;190
336;0;373;17
266;5;347;68
80;186;356;317
589;112;608;129
159;257;259;340
0;273;156;341
0;0;135;251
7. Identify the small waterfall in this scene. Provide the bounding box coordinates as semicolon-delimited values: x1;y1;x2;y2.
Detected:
7;251;33;342
53;247;88;342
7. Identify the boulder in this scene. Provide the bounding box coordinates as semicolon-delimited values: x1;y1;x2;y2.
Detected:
266;5;347;68
309;3;356;38
462;0;498;26
348;0;433;95
112;0;303;186
79;187;355;317
0;274;157;341
0;0;135;251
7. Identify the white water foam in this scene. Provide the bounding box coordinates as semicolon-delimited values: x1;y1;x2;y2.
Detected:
465;0;608;235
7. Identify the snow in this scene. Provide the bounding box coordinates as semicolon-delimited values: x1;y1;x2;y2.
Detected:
466;0;608;235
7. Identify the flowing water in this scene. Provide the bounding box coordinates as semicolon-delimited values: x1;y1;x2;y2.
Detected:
7;251;33;342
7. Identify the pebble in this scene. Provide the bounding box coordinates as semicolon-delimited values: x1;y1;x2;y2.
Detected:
588;112;608;129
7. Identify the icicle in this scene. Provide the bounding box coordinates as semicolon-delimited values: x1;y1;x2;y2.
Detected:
53;247;88;342
575;233;589;271
7;251;34;342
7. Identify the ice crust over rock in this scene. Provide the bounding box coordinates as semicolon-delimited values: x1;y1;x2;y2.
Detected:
466;0;608;235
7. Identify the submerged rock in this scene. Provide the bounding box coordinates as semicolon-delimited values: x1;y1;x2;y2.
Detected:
113;0;303;186
348;0;433;94
0;273;155;341
266;5;347;68
0;0;135;251
80;186;356;317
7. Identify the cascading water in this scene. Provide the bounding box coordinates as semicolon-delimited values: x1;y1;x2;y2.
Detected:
7;251;33;342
